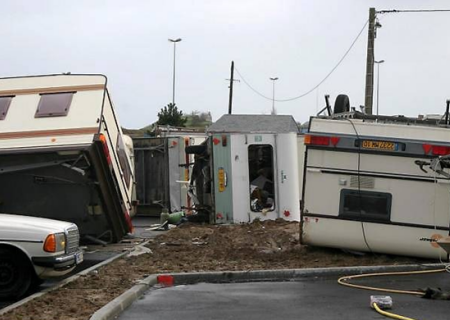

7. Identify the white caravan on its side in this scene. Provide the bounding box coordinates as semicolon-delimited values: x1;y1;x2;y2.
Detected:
0;74;135;243
301;112;450;259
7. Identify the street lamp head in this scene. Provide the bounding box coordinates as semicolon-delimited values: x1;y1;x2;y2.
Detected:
270;77;279;81
169;38;182;43
374;60;385;64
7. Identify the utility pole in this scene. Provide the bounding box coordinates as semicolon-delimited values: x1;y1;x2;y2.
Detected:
364;7;376;114
228;61;234;114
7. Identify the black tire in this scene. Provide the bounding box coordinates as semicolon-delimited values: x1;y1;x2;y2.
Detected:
0;247;32;300
334;94;350;114
185;145;206;155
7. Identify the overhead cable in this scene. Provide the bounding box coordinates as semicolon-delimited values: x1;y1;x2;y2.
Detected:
235;19;369;102
377;9;450;14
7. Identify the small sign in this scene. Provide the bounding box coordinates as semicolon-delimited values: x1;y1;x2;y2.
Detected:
362;140;397;151
76;251;84;264
254;135;262;142
218;167;226;192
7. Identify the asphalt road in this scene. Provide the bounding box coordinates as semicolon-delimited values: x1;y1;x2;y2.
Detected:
118;273;450;320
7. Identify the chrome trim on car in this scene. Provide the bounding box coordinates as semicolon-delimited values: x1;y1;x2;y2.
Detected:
65;225;80;254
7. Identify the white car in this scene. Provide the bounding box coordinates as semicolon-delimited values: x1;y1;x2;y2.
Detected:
0;214;83;299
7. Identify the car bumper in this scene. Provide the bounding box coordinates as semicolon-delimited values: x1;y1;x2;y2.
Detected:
32;250;84;271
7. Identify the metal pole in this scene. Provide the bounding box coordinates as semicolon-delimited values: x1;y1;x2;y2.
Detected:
376;62;380;115
374;60;384;116
172;43;176;104
270;77;278;115
272;81;275;114
445;100;450;125
168;38;182;104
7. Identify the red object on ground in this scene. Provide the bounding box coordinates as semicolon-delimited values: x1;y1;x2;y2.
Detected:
157;275;174;287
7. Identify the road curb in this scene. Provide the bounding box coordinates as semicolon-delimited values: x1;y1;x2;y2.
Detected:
89;263;445;320
167;263;444;284
89;275;157;320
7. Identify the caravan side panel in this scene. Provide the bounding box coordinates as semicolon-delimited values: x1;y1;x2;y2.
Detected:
275;133;300;221
99;93;134;217
0;75;106;150
302;118;450;259
212;134;233;223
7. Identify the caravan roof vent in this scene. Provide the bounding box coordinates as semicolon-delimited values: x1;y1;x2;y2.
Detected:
0;96;13;120
35;92;74;118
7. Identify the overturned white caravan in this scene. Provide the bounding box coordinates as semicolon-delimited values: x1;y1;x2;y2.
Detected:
133;133;206;216
301;106;450;259
188;114;300;223
0;74;135;243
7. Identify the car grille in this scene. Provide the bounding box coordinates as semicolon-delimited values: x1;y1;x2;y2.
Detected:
66;226;80;254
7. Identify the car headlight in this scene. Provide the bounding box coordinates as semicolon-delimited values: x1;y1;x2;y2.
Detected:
44;233;66;253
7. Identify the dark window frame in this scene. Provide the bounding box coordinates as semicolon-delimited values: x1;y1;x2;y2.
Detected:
116;134;132;189
339;189;392;222
0;96;14;120
248;144;276;213
35;92;75;118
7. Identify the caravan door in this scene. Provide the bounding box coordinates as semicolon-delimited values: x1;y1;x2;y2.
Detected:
229;133;278;222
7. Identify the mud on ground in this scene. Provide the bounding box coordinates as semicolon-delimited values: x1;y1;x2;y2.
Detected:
0;219;429;320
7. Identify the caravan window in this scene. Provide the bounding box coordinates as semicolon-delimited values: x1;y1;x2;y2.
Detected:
0;96;13;120
117;134;132;188
339;189;392;222
248;144;275;212
35;92;74;118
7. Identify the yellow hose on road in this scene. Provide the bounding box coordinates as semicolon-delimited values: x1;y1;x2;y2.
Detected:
338;268;447;320
373;303;416;320
337;268;446;296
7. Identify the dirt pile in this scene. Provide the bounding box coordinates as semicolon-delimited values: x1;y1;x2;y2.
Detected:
0;219;427;320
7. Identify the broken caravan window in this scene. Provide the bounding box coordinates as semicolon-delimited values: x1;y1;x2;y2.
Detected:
248;144;275;212
116;134;132;188
0;96;13;120
35;92;74;118
339;189;392;222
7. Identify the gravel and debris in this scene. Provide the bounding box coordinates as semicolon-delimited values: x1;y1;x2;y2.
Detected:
0;219;429;320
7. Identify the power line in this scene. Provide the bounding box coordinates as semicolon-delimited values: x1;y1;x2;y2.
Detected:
235;19;369;102
377;9;450;14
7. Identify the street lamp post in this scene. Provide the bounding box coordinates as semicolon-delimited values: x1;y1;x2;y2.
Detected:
374;60;384;116
168;38;182;105
269;77;279;115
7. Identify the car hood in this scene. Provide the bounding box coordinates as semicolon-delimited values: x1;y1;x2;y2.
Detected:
0;213;76;241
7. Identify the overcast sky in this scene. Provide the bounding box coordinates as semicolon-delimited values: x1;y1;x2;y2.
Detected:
1;0;450;128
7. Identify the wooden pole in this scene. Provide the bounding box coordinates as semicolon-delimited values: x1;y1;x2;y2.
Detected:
364;8;376;114
228;61;234;114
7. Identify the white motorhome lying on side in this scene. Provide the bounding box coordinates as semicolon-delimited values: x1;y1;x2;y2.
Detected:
188;114;300;224
301;112;450;259
0;74;135;243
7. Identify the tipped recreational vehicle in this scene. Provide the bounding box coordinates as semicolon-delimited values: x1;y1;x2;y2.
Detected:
0;74;135;243
133;134;206;215
301;109;450;259
188;114;300;224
